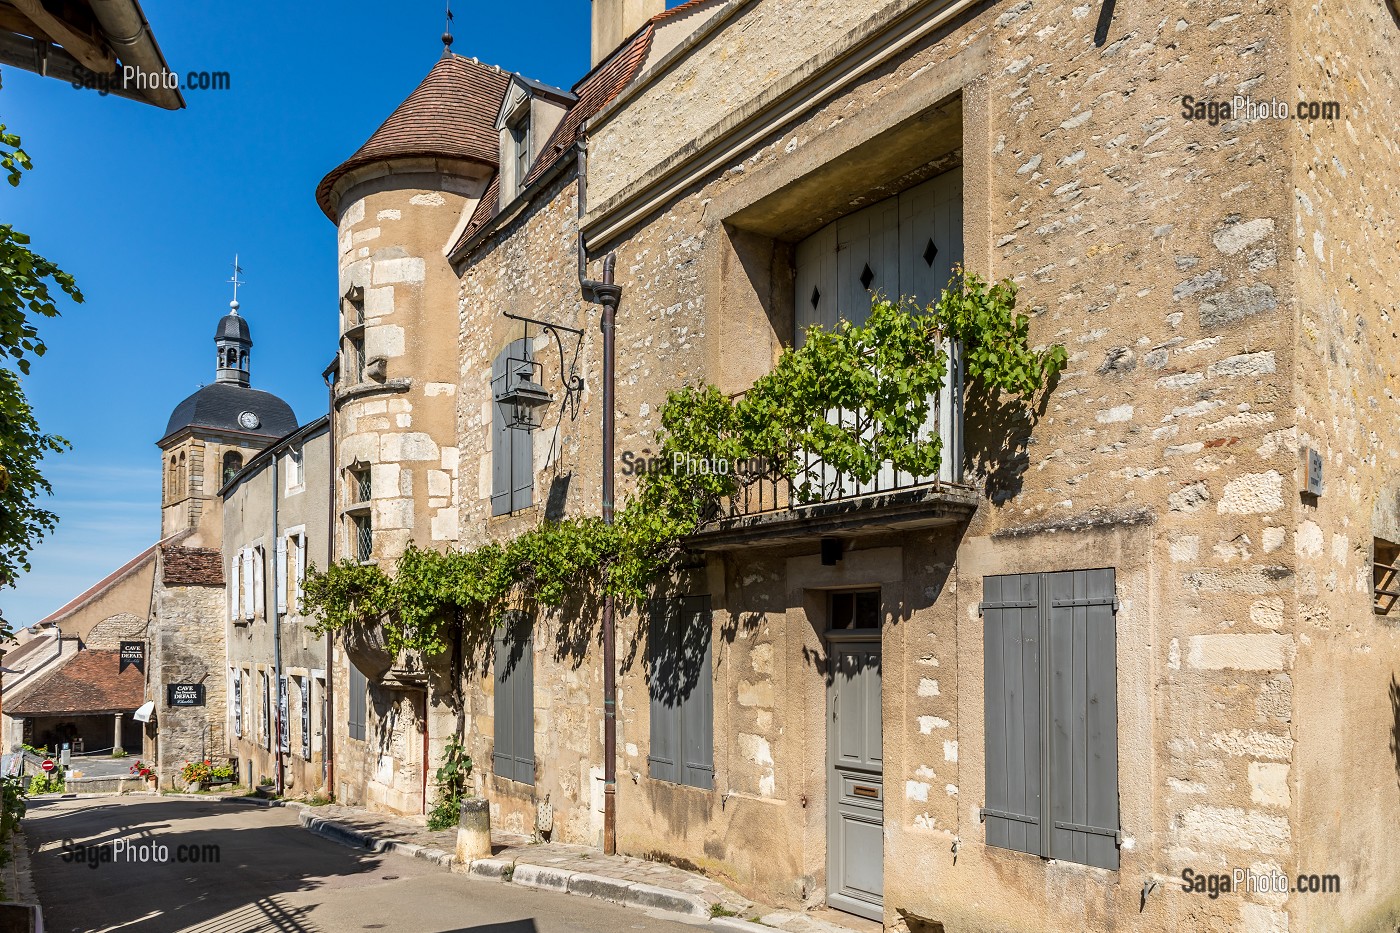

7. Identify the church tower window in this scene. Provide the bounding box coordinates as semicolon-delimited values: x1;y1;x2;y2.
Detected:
223;451;244;486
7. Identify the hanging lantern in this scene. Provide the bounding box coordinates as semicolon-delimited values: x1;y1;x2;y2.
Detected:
495;369;554;430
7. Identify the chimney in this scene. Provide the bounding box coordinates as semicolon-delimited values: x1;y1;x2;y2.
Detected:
592;0;664;66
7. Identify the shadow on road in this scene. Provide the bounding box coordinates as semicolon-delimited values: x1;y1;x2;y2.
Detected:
24;798;403;933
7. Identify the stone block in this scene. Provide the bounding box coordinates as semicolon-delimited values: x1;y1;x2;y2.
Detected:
566;871;637;903
373;257;426;285
1187;634;1294;671
511;863;574;892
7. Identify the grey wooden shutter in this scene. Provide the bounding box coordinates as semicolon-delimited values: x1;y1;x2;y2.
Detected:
493;618;535;785
348;662;367;741
648;598;681;783
680;595;714;789
510;343;534;513
981;573;1044;857
491;340;535;515
1047;569;1119;870
649;596;714;789
490;348;512;516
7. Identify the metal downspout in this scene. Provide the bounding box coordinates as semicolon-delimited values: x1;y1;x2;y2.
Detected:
271;449;284;795
322;361;338;795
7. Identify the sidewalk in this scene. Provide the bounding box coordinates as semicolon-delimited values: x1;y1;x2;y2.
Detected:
290;802;874;933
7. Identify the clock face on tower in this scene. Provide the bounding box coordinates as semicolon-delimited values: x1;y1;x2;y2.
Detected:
237;411;260;430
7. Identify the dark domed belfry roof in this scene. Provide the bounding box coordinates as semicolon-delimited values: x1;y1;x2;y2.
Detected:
161;383;297;445
216;311;251;343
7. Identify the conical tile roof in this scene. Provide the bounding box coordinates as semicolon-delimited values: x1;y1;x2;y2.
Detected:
317;54;512;219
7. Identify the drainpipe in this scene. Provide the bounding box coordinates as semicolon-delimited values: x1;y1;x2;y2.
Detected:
271;449;284;795
593;258;621;854
322;360;338;795
578;141;621;854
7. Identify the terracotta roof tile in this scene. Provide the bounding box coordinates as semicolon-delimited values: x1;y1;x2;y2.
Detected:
451;26;656;257
162;547;224;588
317;54;512;220
9;650;144;716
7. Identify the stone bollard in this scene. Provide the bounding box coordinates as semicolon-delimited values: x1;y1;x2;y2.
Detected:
455;797;491;864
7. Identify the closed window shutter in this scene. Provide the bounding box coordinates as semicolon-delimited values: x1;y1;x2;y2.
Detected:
294;533;307;604
493;617;535;785
1046;569;1120;870
983;569;1119;869
275;537;288;614
241;549;254;620
647;599;681;783
982;572;1044;857
511;346;534;513
490;350;512;516
230;556;241;623
679;595;715;789
649;595;714;789
348;662;367;741
253;548;265;619
513;628;535;784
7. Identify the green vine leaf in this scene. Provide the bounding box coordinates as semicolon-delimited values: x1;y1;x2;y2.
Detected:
300;272;1064;656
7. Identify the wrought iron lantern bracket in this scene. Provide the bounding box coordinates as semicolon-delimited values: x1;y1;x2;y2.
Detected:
500;311;586;430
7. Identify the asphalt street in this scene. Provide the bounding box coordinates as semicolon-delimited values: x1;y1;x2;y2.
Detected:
24;796;706;933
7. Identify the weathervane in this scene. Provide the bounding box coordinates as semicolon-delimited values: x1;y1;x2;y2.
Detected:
442;1;454;52
227;254;246;310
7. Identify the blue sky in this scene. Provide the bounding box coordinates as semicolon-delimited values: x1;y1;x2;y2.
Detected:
2;1;599;627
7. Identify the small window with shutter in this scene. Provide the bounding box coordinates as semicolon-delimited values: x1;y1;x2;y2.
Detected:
492;612;536;785
647;595;714;790
981;569;1119;870
347;662;368;742
490;340;536;516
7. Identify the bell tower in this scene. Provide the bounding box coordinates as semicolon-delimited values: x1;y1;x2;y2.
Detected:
158;261;298;546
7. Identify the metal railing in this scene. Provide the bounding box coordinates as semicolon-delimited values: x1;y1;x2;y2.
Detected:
714;352;964;520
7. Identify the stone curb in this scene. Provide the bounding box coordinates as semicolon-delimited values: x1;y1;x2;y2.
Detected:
295;810;453;869
289;811;755;927
460;856;713;919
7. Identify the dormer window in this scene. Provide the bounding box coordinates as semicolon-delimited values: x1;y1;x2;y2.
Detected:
510;111;531;197
495;75;575;209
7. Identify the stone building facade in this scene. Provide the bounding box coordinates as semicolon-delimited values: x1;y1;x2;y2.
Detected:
142;300;300;786
144;544;227;783
221;417;331;794
315;53;512;815
313;1;1400;930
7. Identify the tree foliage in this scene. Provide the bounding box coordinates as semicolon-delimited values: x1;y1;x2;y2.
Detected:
302;269;1065;655
0;122;82;627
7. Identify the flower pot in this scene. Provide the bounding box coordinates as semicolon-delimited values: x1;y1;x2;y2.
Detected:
344;616;394;680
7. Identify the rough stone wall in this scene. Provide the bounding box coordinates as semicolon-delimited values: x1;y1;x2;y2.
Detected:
83;613;147;651
407;0;1400;929
222;429;332;796
330;166;489;817
588;0;926;208
147;579;227;786
1285;2;1400;930
455;171;611;843
570;1;1350;930
335;172;480;559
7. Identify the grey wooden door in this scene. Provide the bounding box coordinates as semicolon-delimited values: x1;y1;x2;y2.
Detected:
827;633;883;921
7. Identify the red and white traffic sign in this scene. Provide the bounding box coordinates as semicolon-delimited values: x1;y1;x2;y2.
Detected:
40;759;55;773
